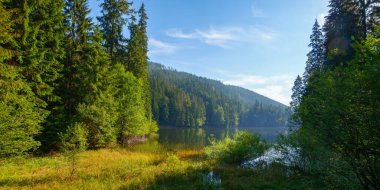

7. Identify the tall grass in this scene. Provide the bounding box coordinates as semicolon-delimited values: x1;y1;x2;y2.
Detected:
0;138;311;190
0;147;212;190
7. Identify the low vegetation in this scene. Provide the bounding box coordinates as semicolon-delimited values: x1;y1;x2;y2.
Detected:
0;146;208;190
0;139;310;190
205;131;269;165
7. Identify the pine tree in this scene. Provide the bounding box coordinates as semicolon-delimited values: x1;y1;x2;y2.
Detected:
62;0;93;117
76;26;119;148
39;0;95;150
0;0;49;157
1;0;65;154
290;75;304;111
355;0;380;36
20;0;66;105
127;3;152;120
18;1;66;148
323;0;361;67
97;0;130;64
304;20;325;83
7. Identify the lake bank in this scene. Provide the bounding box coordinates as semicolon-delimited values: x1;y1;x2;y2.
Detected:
157;126;289;149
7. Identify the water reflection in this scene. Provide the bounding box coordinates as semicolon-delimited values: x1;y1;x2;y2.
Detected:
158;126;288;149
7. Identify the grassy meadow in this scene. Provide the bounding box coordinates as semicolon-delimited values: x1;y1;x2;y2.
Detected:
0;141;307;190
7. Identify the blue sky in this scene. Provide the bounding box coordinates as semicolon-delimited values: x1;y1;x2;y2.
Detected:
89;0;329;105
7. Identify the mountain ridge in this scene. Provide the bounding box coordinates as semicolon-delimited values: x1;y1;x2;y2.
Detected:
149;62;290;127
149;62;288;108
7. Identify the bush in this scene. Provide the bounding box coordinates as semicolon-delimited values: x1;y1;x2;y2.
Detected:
276;130;361;189
60;122;88;152
206;131;268;165
77;94;119;148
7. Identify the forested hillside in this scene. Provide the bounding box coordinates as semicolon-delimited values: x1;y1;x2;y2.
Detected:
149;62;291;127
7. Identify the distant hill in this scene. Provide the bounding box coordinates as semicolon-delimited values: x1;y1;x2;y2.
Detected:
217;84;287;108
149;62;291;127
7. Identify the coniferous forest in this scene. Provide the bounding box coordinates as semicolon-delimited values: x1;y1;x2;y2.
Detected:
149;62;290;127
0;0;380;189
0;0;156;156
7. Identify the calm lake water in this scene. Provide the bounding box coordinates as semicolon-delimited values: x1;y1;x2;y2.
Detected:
157;126;289;149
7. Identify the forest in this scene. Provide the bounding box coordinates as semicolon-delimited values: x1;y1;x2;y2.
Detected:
149;62;290;128
286;0;380;188
0;0;380;189
0;0;156;156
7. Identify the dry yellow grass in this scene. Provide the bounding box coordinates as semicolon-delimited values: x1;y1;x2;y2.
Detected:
0;148;209;190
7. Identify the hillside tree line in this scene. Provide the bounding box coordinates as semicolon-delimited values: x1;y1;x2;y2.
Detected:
149;63;290;128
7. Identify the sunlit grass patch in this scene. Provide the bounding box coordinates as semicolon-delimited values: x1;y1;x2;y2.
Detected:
176;149;205;160
0;146;212;190
0;144;307;190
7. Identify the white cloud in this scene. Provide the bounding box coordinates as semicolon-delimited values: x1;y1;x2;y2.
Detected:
254;86;290;106
165;29;195;39
318;12;327;25
149;38;179;54
251;5;266;18
249;27;276;41
165;26;277;48
195;27;241;48
223;74;292;86
221;73;295;105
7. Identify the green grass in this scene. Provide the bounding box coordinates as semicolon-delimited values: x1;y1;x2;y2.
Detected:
0;143;306;190
0;144;213;190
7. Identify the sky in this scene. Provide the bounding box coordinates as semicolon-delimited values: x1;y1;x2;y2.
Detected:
89;0;329;105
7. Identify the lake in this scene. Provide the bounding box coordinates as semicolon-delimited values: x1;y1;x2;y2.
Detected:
157;126;289;149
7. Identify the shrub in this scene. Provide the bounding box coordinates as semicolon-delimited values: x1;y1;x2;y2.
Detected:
206;131;268;165
77;94;119;148
60;122;88;152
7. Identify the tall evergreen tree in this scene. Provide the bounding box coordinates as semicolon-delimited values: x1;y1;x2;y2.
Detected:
97;0;130;64
20;0;66;105
0;0;64;156
304;20;325;83
39;0;95;150
355;0;380;36
62;0;93;117
75;25;120;148
127;3;152;120
323;0;361;67
290;75;304;111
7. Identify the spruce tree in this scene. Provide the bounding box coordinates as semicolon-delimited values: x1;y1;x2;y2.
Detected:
76;26;120;148
20;0;65;105
97;0;130;64
19;1;66;148
39;0;94;150
355;0;380;36
290;75;304;111
304;20;325;83
62;0;93;117
0;0;49;157
323;0;361;67
127;3;152;120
